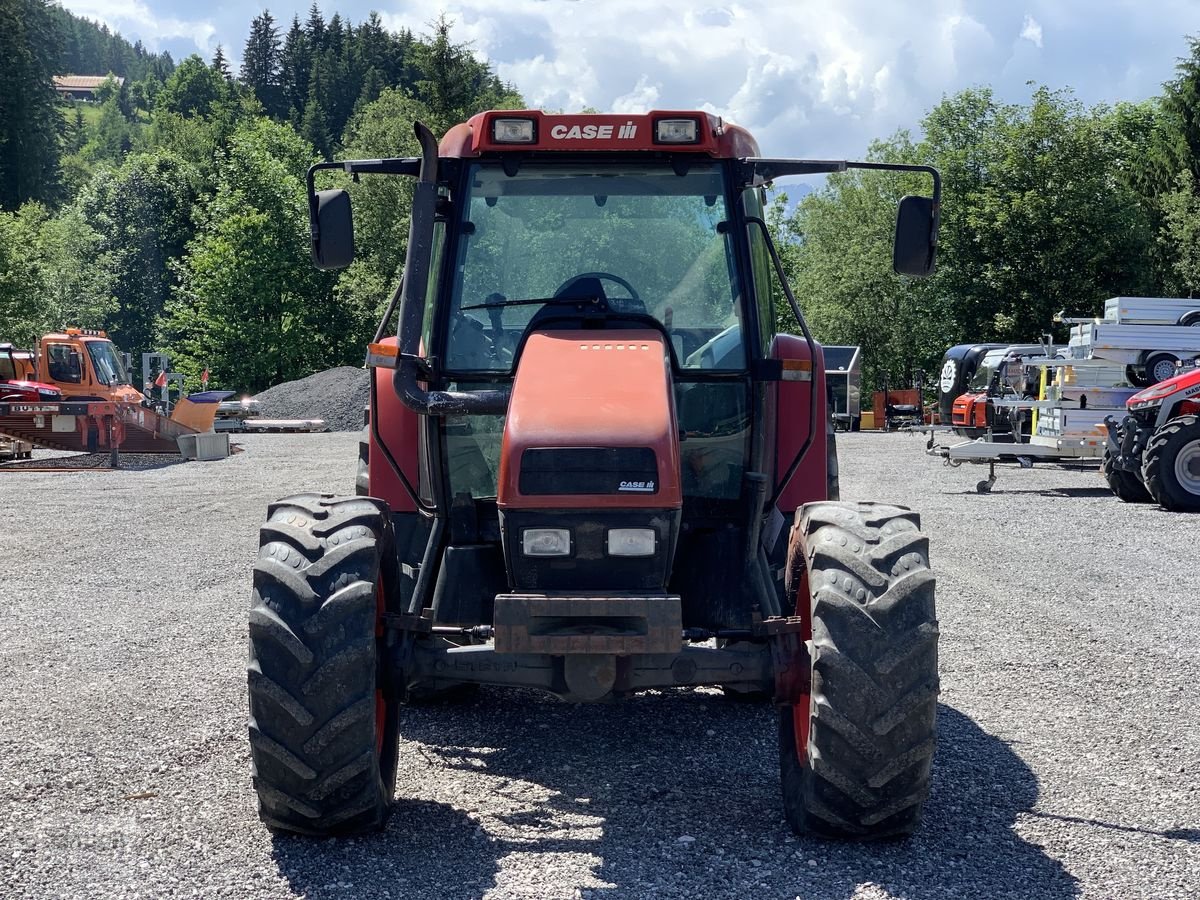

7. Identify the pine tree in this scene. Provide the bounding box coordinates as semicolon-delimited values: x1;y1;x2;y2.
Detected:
241;10;283;117
280;16;310;123
305;3;325;53
211;43;232;81
0;0;64;210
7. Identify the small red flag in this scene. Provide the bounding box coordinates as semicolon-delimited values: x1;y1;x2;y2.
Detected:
201;367;210;386
154;370;167;388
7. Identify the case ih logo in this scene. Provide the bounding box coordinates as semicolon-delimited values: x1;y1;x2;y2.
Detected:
618;480;655;492
550;121;638;141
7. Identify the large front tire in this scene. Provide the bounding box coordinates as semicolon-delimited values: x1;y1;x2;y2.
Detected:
1102;451;1153;503
779;502;939;839
1142;415;1200;512
247;494;401;835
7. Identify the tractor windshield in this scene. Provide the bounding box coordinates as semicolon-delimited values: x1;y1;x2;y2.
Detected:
444;161;745;372
86;341;129;386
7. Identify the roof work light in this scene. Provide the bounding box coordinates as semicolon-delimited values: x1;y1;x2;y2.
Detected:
654;118;700;143
492;117;536;143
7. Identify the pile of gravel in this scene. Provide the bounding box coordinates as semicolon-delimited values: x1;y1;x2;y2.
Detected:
253;366;369;431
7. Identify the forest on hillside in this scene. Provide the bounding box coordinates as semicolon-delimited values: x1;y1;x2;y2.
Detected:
1;0;1200;392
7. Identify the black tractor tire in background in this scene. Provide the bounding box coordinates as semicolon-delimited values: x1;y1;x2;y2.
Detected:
780;502;939;839
1142;415;1200;512
1102;451;1153;503
356;425;370;496
247;494;401;835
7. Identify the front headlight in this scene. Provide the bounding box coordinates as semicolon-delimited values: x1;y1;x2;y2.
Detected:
607;528;656;557
522;528;572;557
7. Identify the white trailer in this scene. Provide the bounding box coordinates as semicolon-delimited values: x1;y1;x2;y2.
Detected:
1102;296;1200;326
1065;296;1200;384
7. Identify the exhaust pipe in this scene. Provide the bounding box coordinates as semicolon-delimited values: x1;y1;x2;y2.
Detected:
393;121;508;417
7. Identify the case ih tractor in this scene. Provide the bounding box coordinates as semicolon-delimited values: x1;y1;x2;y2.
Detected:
1104;365;1200;510
247;111;941;839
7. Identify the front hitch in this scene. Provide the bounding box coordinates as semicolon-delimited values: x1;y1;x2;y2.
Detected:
1104;414;1150;472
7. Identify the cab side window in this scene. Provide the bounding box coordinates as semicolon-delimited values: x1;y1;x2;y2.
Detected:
47;344;82;383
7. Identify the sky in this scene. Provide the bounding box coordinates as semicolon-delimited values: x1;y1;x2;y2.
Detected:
59;0;1200;158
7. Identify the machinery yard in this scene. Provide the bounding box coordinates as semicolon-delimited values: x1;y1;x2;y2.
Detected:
0;431;1195;900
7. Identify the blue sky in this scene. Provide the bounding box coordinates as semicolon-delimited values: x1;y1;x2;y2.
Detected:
60;0;1200;158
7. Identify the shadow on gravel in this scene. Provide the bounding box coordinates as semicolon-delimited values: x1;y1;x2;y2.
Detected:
270;799;500;900
944;486;1113;499
377;692;1079;900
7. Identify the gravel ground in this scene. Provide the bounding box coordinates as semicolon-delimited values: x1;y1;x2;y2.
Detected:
0;431;1196;899
254;367;369;431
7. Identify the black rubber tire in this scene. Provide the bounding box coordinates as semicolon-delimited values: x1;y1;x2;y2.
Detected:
1126;365;1153;389
1142;415;1200;512
780;502;939;839
1144;353;1181;385
355;425;370;496
1102;451;1152;503
247;494;401;835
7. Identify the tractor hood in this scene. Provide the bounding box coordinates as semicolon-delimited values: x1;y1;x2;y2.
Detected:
497;329;681;510
1128;367;1200;411
0;380;62;399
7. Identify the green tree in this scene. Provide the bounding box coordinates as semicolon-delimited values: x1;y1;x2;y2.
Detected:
241;11;284;117
157;54;232;119
0;0;63;210
774;87;1159;388
411;16;522;134
76;152;199;354
0;203;115;344
161;119;340;390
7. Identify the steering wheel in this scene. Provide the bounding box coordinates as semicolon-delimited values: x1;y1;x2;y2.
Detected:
554;271;640;303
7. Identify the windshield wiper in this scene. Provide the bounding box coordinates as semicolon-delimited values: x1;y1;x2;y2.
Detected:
459;295;603;312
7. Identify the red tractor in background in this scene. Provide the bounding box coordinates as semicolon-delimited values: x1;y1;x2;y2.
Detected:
1104;365;1200;510
247;110;942;839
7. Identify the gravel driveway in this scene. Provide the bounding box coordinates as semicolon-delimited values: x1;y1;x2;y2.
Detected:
0;432;1196;899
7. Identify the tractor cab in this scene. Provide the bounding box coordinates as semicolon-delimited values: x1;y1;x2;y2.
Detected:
247;110;944;841
34;329;141;403
0;344;62;402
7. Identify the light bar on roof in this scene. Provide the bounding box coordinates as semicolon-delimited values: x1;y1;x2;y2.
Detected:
654;118;700;144
492;117;536;143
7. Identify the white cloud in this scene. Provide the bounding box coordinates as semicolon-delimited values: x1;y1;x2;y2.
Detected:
1021;14;1044;48
62;0;1200;160
61;0;215;53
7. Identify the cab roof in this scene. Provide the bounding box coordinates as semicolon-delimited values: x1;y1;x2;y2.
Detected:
439;110;761;159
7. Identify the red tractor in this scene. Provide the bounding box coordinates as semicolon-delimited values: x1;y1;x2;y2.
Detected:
1104;366;1200;510
247;111;942;839
0;343;63;404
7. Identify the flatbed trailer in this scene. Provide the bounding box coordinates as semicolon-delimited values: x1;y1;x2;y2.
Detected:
214;417;327;434
0;400;203;465
1102;296;1200;325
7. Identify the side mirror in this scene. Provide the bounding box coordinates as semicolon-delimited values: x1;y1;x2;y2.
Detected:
311;188;354;270
893;195;937;277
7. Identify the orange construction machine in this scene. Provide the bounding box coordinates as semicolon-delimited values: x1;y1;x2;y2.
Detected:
0;329;229;458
